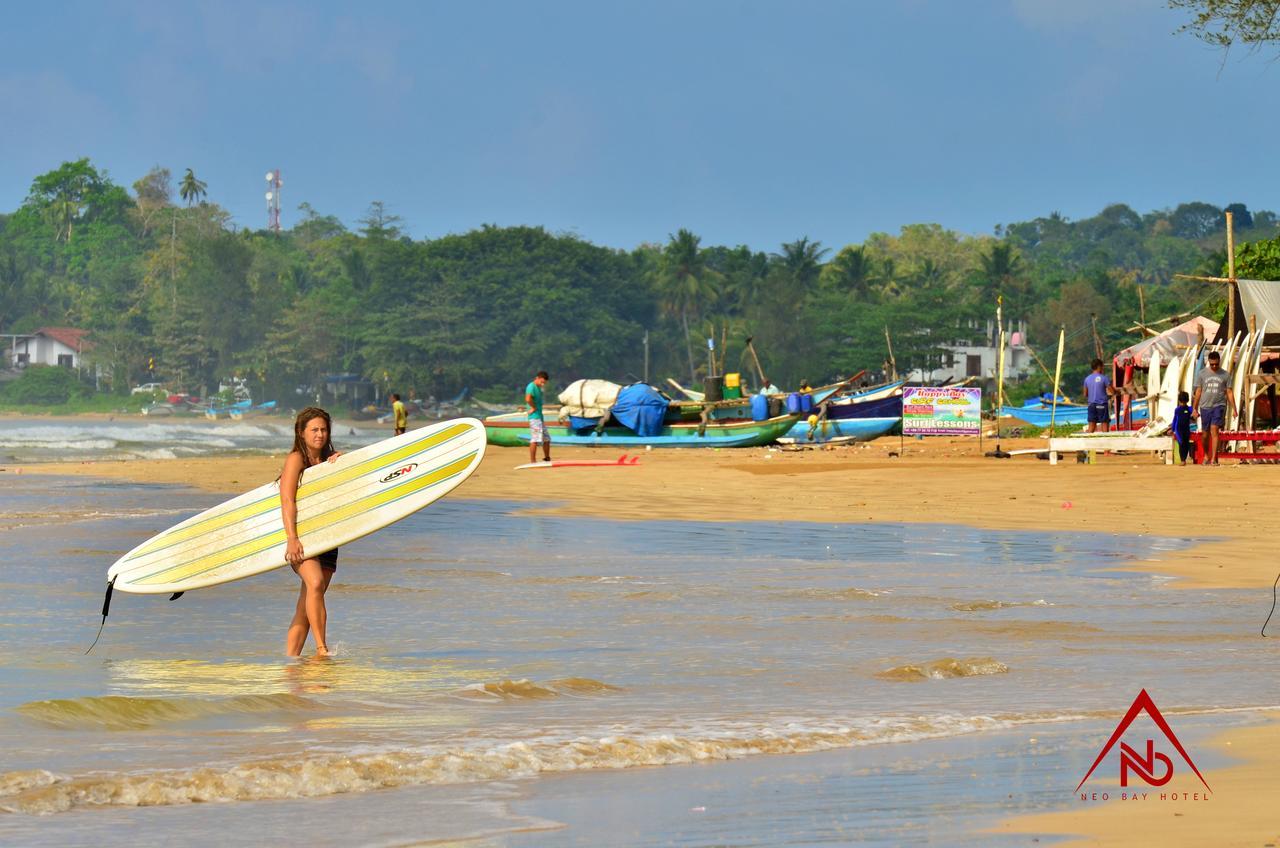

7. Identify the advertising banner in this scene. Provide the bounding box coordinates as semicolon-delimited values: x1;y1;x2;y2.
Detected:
902;386;982;436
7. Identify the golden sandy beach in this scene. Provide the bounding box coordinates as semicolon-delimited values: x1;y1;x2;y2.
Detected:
5;428;1278;845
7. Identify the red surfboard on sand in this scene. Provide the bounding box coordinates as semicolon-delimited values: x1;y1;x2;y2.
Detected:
514;454;640;470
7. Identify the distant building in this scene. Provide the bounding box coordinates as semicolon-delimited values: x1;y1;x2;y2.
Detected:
6;327;94;370
906;319;1033;384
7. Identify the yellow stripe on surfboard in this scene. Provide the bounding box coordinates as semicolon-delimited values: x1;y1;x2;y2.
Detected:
130;452;477;586
121;423;473;563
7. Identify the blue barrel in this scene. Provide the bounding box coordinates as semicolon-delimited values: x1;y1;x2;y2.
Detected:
750;393;769;421
799;393;813;414
785;392;802;414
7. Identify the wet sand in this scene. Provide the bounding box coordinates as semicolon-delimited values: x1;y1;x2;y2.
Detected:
6;432;1278;845
9;434;1272;590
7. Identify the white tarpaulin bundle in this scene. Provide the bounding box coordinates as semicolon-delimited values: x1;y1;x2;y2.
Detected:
1114;316;1219;368
557;379;622;419
1238;279;1280;330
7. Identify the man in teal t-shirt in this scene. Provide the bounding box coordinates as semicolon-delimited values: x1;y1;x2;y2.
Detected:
524;370;551;464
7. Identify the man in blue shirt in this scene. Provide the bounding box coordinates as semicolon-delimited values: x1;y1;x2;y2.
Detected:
1083;358;1114;433
524;370;551;464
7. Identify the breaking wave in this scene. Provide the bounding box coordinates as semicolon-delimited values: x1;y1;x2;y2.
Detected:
0;712;1016;815
877;658;1010;681
774;587;882;601
951;599;1050;612
15;693;321;730
453;677;622;700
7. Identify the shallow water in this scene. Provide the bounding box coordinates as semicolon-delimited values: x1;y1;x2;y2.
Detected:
0;476;1270;844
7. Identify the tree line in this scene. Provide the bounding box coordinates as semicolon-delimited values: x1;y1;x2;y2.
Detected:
1;158;1273;404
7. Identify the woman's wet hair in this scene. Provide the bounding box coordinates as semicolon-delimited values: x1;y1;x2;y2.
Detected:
292;406;335;468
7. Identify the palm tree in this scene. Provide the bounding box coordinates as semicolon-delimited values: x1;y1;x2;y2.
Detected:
774;237;829;289
656;229;720;384
821;245;874;299
178;169;208;206
978;242;1025;303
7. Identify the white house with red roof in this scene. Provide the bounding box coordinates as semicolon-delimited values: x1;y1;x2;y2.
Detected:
6;327;94;370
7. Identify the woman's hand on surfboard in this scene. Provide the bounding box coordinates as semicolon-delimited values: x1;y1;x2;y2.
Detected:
327;452;342;463
285;538;304;565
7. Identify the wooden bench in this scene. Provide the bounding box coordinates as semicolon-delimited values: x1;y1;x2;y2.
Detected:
1046;435;1175;466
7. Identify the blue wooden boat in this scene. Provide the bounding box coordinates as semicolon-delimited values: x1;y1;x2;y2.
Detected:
1000;400;1148;427
826;392;903;420
484;411;800;448
782;416;899;442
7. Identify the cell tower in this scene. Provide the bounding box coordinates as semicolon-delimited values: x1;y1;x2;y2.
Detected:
264;169;282;233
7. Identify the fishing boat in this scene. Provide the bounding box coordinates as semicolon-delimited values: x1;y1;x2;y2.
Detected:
667;375;858;407
228;400;278;420
784;416;899;442
204;399;252;420
1000;399;1149;427
781;383;905;441
483;410;800;448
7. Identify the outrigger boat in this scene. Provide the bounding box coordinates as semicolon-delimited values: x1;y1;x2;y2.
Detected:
483;410;800;448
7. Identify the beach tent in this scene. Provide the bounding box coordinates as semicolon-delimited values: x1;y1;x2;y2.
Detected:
1214;279;1280;345
1113;316;1220;368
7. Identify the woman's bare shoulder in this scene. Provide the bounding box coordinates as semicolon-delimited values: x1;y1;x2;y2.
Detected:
280;450;306;475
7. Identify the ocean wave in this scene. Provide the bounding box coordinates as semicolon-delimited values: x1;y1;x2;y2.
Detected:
951;599;1050;612
0;712;1015;815
774;587;882;601
6;703;1271;816
15;693;321;730
453;677;621;700
330;583;434;594
877;657;1010;681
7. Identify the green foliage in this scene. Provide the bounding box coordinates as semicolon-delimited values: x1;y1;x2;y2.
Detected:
1;365;90;404
1169;0;1280;54
1234;236;1280;279
0;158;1264;409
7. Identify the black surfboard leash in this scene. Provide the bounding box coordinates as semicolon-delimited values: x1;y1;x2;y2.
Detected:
1263;572;1280;638
85;577;115;655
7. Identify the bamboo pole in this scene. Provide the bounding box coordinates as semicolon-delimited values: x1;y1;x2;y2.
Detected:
883;326;897;380
1051;325;1065;432
1227;211;1236;343
744;336;767;387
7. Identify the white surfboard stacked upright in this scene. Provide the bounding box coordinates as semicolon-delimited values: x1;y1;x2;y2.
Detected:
107;418;486;594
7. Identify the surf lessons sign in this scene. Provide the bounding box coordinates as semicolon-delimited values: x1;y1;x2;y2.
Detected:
902;387;982;436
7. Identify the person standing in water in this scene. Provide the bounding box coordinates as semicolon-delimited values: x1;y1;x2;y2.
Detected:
525;371;551;464
280;406;342;657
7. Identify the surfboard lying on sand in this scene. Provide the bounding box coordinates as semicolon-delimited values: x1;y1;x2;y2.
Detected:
514;454;640;470
107;418;486;595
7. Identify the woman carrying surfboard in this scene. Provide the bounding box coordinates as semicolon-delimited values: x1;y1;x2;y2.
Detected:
281;407;342;657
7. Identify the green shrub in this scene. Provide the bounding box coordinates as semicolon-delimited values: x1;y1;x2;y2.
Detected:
1;365;91;404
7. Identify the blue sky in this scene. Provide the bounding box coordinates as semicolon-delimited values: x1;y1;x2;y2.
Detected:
1;1;1274;251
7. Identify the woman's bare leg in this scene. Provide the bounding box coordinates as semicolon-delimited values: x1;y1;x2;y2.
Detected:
293;558;334;655
286;582;309;656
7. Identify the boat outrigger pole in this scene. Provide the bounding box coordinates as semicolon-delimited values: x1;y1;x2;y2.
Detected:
744;336;767;387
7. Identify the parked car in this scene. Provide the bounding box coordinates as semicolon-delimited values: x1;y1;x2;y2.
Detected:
131;382;164;395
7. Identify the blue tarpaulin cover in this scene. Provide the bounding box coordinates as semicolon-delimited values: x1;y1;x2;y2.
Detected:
568;415;601;431
610;383;670;437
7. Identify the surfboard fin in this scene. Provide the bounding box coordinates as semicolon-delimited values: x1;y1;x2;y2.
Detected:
85;577;115;655
169;592;184;601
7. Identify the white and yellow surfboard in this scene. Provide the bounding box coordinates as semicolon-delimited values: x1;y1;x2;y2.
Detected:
107;418;486;595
